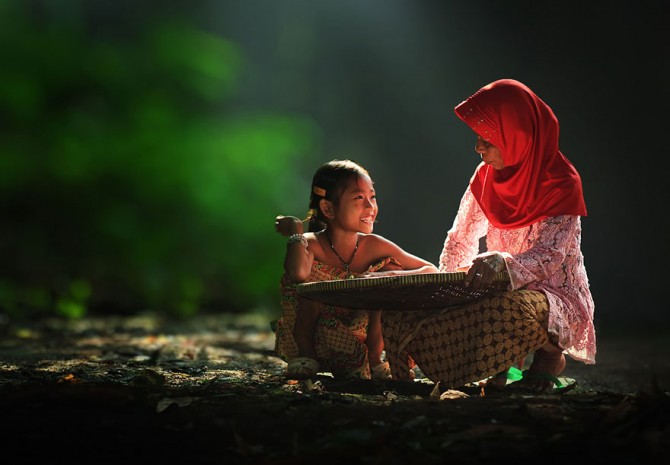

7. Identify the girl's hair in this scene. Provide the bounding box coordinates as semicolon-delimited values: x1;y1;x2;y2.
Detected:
305;159;371;232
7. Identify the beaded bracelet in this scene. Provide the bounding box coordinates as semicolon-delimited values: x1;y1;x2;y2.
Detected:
288;233;308;250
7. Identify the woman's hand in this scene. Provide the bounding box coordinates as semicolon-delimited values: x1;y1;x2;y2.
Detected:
274;215;304;237
464;253;507;289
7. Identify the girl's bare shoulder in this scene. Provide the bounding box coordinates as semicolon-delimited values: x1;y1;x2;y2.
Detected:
363;233;394;241
359;233;396;248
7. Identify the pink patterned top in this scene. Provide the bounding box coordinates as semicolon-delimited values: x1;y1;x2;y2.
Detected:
439;186;596;364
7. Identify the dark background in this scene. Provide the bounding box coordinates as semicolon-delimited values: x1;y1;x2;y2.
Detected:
1;1;666;336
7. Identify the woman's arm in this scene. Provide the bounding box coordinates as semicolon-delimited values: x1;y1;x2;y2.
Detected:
502;215;578;290
439;185;489;272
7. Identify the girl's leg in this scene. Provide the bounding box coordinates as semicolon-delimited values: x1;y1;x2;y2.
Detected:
370;258;405;378
293;296;320;359
366;310;384;367
367;310;392;379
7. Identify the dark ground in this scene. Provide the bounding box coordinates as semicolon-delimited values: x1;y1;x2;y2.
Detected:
0;313;668;465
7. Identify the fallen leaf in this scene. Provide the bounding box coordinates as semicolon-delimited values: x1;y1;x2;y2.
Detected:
156;396;197;413
440;389;469;400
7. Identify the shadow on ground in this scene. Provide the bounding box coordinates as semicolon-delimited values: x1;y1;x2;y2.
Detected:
0;313;667;464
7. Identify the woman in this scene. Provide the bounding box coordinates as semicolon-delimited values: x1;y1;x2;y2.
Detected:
382;79;595;392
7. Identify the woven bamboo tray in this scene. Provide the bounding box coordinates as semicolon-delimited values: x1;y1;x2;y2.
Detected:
296;272;509;310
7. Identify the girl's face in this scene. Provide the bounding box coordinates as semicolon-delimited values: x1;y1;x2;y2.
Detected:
333;176;377;234
475;135;505;170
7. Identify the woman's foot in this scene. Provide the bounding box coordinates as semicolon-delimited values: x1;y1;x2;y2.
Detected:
517;348;566;393
485;371;509;390
485;357;526;390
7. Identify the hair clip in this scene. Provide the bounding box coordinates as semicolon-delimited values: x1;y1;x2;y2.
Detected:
304;208;317;222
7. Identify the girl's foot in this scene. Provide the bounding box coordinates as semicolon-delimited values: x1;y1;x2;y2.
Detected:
286;357;319;380
371;361;392;380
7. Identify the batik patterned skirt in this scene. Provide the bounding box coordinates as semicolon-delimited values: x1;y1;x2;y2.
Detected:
382;290;549;388
275;257;402;379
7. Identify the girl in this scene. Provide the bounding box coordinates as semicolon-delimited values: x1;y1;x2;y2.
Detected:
274;159;438;380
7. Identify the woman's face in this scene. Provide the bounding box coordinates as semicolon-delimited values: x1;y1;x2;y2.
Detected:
475;135;504;170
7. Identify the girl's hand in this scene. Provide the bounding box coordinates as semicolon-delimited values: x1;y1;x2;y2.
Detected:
359;259;406;278
274;215;304;237
359;270;397;279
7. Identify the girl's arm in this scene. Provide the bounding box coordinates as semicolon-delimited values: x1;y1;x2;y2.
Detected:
275;215;314;283
362;234;439;277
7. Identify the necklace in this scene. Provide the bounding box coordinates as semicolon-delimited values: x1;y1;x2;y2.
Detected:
326;234;359;279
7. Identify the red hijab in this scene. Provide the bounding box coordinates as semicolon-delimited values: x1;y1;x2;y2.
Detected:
454;79;587;229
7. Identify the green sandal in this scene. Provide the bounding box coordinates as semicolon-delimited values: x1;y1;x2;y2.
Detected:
485;366;524;389
508;370;577;394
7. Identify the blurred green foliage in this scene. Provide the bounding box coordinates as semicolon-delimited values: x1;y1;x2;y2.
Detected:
0;1;319;318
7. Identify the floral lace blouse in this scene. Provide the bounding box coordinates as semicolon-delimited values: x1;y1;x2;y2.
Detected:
439;186;596;364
